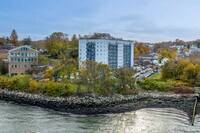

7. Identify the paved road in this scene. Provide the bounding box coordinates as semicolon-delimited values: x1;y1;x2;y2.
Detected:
136;69;154;80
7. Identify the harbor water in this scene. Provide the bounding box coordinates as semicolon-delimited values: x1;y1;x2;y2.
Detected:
0;101;200;133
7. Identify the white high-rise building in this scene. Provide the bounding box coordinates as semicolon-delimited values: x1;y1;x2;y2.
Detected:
79;39;134;68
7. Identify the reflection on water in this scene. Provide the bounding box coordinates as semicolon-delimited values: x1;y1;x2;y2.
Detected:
0;101;199;133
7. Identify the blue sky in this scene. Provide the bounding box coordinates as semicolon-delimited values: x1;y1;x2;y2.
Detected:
0;0;200;42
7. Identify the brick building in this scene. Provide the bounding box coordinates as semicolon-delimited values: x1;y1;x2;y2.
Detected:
8;45;38;76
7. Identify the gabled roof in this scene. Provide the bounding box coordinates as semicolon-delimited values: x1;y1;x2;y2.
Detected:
9;45;39;53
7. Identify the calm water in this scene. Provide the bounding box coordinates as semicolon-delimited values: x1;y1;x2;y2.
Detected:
0;101;200;133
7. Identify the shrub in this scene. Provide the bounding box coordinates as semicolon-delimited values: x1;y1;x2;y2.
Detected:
120;88;137;95
0;76;11;89
37;81;71;96
0;75;74;97
140;79;174;92
28;80;38;92
13;75;31;91
174;85;195;94
0;75;31;90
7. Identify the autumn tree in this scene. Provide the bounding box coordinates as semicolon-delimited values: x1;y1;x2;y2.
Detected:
79;61;113;93
161;58;200;86
46;32;69;58
157;48;177;62
154;41;173;52
38;55;50;66
134;46;139;59
161;60;177;79
79;61;100;92
68;34;78;59
112;68;136;91
189;52;200;65
10;29;18;46
175;39;185;46
196;72;200;86
82;33;116;39
55;58;78;81
44;68;54;79
48;42;68;58
182;64;197;86
134;42;150;59
96;64;113;94
162;59;190;80
176;58;190;80
195;65;200;86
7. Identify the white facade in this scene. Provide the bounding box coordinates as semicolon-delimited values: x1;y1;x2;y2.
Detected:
79;39;134;68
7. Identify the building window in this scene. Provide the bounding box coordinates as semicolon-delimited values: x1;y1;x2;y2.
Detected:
108;43;118;68
123;45;131;68
86;42;95;61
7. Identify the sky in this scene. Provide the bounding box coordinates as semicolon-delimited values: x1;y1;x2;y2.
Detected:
0;0;200;43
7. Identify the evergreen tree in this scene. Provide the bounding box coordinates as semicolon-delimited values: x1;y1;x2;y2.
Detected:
0;37;6;45
22;36;32;45
69;34;78;59
10;29;18;46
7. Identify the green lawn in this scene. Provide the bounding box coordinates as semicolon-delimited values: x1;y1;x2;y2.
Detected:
150;71;162;80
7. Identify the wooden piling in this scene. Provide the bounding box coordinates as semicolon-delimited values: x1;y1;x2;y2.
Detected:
192;97;198;126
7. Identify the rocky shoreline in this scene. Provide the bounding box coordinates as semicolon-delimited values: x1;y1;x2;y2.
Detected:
0;89;199;119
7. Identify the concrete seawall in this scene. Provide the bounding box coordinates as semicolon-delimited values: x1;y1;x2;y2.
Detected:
0;89;199;117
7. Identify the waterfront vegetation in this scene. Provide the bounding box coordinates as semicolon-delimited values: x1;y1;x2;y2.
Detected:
139;78;195;94
0;58;198;97
0;61;137;96
0;57;199;96
140;58;200;94
0;75;85;96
